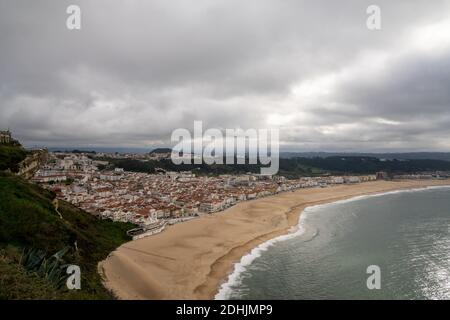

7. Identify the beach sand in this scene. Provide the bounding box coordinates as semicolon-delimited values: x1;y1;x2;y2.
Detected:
99;179;450;300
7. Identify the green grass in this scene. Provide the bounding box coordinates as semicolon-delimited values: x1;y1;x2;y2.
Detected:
0;248;62;300
0;144;27;172
0;173;135;299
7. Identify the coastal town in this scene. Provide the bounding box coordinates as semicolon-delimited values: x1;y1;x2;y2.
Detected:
30;151;385;239
26;149;447;240
2;128;449;241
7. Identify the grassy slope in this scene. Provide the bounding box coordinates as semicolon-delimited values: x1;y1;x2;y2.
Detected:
0;173;135;299
0;144;27;172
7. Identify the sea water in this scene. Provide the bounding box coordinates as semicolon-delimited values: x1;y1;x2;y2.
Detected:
216;186;450;300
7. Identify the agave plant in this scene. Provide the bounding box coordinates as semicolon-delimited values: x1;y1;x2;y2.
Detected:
20;247;71;288
21;247;46;270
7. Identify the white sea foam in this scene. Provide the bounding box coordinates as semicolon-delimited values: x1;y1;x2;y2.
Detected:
214;215;307;300
214;184;450;300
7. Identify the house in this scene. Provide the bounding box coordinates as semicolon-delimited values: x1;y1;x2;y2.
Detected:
376;171;389;180
345;176;360;184
0;130;11;144
332;176;345;184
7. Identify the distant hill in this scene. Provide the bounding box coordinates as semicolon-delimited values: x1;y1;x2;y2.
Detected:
149;148;172;154
280;152;450;162
287;156;450;175
47;147;152;154
102;154;450;178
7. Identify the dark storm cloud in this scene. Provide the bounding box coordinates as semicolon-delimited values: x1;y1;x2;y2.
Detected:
1;0;450;150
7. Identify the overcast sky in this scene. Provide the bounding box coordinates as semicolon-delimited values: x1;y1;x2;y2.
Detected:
1;0;450;151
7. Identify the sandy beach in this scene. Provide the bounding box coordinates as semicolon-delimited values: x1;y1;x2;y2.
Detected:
99;179;450;300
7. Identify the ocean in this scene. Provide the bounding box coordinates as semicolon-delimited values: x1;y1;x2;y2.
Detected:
216;186;450;300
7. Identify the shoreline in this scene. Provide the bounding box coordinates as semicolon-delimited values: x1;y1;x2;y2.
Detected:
99;179;450;300
214;183;450;299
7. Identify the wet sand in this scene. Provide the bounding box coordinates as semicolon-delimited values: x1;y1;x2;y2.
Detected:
99;179;450;300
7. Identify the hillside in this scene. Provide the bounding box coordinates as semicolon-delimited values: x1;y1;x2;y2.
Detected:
149;147;172;154
100;155;450;178
280;151;450;162
293;156;450;174
0;172;135;299
0;144;27;172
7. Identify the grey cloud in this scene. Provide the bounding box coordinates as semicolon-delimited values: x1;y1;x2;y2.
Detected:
1;0;450;151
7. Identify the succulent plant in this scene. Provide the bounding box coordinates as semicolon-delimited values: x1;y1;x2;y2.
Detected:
20;247;71;288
